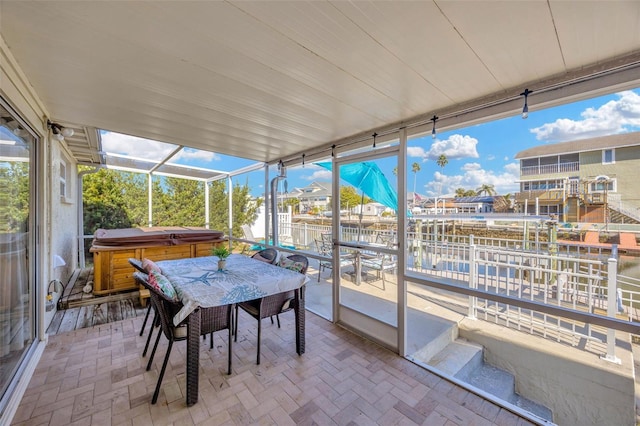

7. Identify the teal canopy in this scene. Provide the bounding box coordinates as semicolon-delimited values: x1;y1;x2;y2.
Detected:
316;161;397;211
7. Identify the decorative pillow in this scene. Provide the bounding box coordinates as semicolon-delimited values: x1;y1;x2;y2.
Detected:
146;271;161;291
149;270;177;300
142;258;161;274
277;257;305;274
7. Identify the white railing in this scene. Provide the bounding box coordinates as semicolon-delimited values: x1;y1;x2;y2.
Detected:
520;161;579;176
607;197;640;223
408;233;638;360
235;220;639;360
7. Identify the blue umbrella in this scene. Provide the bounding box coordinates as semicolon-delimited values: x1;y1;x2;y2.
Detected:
317;161;397;240
316;161;398;211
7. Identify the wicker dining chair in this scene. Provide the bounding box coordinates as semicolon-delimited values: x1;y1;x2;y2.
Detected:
234;254;308;365
129;258;153;337
251;248;278;264
133;272;233;404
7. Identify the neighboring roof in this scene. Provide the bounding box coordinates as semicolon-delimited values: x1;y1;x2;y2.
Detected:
452;196;495;203
287;181;332;199
515;132;640;159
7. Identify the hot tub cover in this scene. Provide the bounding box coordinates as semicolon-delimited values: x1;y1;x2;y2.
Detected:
92;227;225;247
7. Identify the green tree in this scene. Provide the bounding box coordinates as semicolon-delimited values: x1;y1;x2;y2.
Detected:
82;168;261;237
476;183;497;196
0;161;29;232
83;168;133;233
455;188;477;197
283;197;300;214
411;162;421;196
208;180;263;238
340;186;370;210
158;177;206;226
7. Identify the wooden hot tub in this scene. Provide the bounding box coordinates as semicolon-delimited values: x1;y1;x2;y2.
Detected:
90;227;226;297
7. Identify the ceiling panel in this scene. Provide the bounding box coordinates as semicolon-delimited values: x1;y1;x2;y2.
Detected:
1;0;640;168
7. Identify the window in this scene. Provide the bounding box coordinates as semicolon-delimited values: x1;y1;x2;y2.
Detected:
60;160;67;198
602;149;615;164
590;176;616;192
0;98;37;411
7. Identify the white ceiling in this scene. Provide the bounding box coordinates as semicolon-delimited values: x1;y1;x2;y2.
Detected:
2;1;640;166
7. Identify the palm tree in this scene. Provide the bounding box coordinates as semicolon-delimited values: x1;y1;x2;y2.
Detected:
476;183;496;196
411;162;421;197
392;166;398;176
455;187;467;198
436;154;448;197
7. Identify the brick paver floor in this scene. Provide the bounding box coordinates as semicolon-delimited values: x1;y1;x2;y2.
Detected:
11;310;536;425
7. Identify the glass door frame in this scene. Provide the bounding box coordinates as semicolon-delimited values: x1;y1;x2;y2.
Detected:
0;96;41;416
329;131;408;354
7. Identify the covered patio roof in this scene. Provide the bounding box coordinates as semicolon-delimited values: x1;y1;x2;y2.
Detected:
3;2;640;171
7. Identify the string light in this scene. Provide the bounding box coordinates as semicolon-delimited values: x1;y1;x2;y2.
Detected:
372;132;378;148
302;153;305;168
520;88;532;119
430;115;438;139
331;144;335;157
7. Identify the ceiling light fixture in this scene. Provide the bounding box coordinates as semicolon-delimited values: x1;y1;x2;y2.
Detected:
372;132;378;148
47;120;74;141
430;115;438;139
520;88;532;119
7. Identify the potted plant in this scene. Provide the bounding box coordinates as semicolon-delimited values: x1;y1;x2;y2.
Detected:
212;246;231;271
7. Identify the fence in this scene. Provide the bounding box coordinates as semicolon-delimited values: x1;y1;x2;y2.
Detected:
246;220;640;359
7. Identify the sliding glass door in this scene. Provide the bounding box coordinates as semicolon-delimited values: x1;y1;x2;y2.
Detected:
333;145;400;350
0;99;37;414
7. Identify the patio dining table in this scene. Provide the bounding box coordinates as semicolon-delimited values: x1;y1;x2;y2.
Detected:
157;254;308;406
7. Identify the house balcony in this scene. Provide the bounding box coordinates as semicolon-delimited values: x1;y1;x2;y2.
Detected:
520;162;579;177
513;189;565;203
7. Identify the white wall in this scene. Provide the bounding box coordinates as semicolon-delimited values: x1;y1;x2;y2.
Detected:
0;34;78;423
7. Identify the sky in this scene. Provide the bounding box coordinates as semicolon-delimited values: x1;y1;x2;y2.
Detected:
101;88;640;200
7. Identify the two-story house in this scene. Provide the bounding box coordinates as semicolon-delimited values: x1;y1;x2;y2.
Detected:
514;132;640;223
281;181;332;214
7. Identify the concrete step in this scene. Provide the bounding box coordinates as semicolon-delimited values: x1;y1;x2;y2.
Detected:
512;394;554;422
407;311;459;364
466;363;515;402
427;339;553;422
428;338;483;378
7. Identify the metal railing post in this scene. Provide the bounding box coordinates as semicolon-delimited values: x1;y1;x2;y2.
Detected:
602;256;621;364
468;235;477;319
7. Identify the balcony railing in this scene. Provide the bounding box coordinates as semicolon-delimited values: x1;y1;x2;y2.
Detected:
520;161;579;176
233;221;639;363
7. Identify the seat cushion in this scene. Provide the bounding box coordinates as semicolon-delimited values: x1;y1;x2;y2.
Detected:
277;257;306;273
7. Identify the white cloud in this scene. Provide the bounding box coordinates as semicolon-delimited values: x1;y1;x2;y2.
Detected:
461;162;481;171
422;161;520;196
531;90;640;142
302;169;332;181
101;132;178;158
426;134;479;159
407;146;429;161
174;148;220;162
408;134;479;161
487;154;495;161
